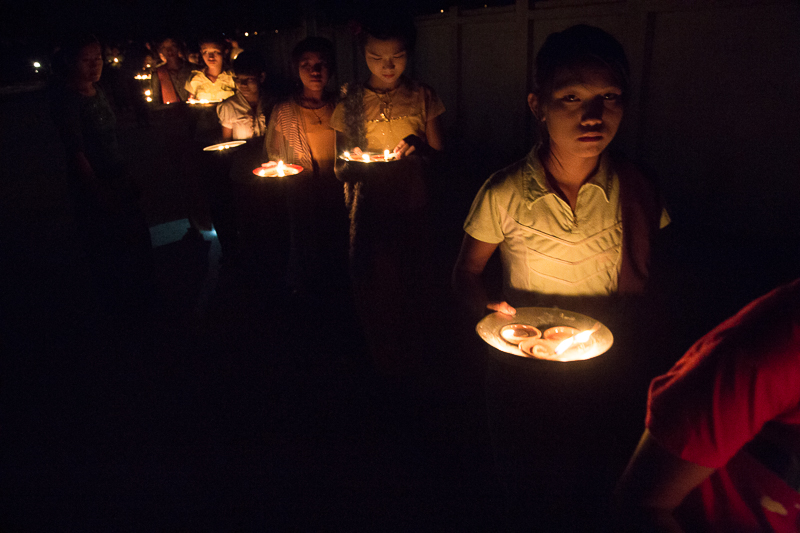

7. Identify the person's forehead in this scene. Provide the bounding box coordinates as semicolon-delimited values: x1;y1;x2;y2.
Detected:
365;37;405;55
552;64;621;91
299;51;324;62
201;44;222;52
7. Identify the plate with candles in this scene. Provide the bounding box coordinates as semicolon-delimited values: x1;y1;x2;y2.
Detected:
339;148;399;163
252;161;303;178
203;140;247;152
476;307;613;362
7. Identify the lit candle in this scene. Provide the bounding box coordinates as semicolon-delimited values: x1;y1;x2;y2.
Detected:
362;153;370;163
277;160;285;177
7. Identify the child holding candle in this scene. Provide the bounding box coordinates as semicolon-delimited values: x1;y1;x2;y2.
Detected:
331;18;444;377
453;24;669;319
265;37;348;297
451;25;670;531
182;34;235;239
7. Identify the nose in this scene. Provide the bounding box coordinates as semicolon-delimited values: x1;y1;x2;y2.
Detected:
311;64;322;74
382;58;394;70
581;97;605;126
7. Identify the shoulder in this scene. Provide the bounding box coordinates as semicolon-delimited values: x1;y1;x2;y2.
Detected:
483;157;529;193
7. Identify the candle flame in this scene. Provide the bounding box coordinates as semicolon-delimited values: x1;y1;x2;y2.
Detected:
554;322;601;355
362;153;370;163
384;149;390;160
343;151;350;160
277;160;285;177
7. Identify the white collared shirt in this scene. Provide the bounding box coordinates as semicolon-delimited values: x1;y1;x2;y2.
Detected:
465;149;666;298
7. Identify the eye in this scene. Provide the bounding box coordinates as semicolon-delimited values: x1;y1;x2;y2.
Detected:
393;53;406;59
561;94;579;102
603;93;621;101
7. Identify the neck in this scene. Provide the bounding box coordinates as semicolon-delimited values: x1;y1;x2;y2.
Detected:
166;58;182;70
301;88;325;105
368;75;400;92
542;144;601;188
206;66;222;79
70;79;96;96
245;93;259;106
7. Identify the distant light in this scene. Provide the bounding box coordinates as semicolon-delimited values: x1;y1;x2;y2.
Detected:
244;32;249;37
440;9;444;13
254;31;258;35
275;30;278;33
144;89;151;96
146;96;153;102
113;57;119;63
33;61;41;68
145;63;151;68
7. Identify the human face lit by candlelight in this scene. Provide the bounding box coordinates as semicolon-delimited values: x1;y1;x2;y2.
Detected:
529;65;624;161
234;73;263;103
200;43;224;73
298;51;330;95
158;39;180;66
76;42;103;84
364;36;407;91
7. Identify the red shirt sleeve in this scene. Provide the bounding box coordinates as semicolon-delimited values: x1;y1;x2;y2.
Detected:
646;279;800;469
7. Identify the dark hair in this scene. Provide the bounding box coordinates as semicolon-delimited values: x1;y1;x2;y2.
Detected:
291;37;336;76
52;34;101;79
533;25;629;101
232;50;266;77
357;16;416;56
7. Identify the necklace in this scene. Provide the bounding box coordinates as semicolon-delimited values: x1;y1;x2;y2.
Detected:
298;96;329;125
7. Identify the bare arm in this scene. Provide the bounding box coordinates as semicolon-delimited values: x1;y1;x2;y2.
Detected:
614;429;715;533
452;234;515;320
394;115;444;159
221;126;233;141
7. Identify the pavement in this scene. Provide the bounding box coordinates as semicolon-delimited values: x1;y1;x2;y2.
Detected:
1;88;501;532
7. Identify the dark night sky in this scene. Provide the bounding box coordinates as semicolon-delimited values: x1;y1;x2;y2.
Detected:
0;0;499;43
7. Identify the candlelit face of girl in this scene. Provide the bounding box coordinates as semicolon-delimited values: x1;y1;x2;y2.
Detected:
75;42;103;84
234;73;263;102
364;36;407;91
200;43;224;72
529;65;624;161
298;51;330;94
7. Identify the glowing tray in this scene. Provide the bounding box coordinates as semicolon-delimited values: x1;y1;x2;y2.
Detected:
476;307;613;362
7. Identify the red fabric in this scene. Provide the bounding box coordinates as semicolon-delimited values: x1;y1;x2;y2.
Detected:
156;67;180;104
646;278;800;532
614;157;663;294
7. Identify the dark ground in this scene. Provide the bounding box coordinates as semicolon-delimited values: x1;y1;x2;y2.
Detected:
1;85;797;532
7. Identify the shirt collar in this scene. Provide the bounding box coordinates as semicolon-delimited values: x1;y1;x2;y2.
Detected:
522;147;614;208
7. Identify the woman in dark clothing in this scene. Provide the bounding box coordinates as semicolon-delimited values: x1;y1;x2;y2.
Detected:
50;34;154;315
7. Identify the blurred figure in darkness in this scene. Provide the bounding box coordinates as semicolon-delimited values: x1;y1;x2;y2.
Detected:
49;34;155;317
151;36;195;105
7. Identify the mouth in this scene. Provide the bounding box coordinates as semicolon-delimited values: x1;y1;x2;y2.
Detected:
578;135;603;142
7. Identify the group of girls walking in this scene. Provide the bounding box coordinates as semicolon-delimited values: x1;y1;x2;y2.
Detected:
52;20;678;531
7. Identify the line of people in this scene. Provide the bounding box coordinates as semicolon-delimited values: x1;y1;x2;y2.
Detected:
48;20;799;532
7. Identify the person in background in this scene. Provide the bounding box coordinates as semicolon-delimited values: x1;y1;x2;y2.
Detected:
266;37;348;298
184;35;235;103
212;50;271;265
151;37;194;105
615;277;800;532
218;50;268;141
331;17;444;380
182;34;235;237
49;34;154;317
